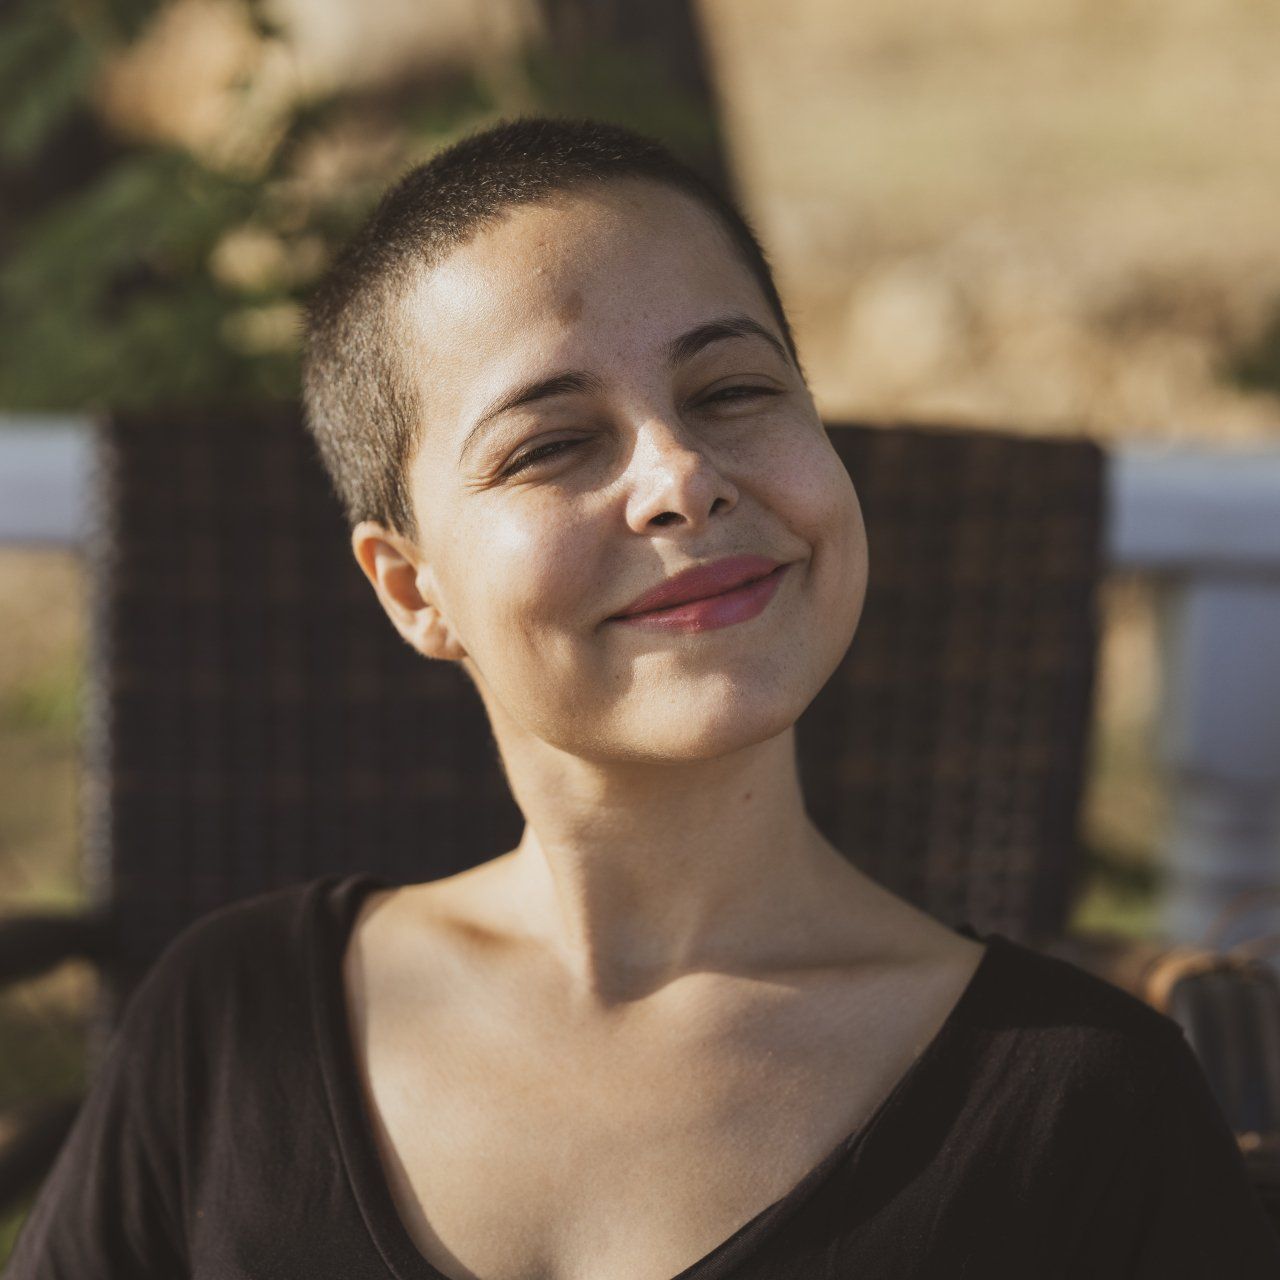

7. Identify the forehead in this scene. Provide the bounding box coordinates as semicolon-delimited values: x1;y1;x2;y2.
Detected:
397;180;771;435
422;177;749;315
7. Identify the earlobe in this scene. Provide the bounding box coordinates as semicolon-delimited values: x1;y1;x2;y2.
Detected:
410;565;469;661
350;522;469;664
409;565;469;662
414;605;469;663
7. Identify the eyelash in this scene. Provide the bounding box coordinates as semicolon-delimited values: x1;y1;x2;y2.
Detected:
501;386;780;477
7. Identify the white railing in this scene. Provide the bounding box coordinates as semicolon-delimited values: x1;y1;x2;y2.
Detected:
1109;446;1280;948
3;415;1279;947
0;415;98;547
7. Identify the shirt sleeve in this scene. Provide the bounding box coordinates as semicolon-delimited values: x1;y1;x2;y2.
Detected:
1073;1025;1280;1278
3;947;190;1278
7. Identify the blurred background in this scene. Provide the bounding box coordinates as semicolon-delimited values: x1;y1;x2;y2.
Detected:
3;0;1280;1257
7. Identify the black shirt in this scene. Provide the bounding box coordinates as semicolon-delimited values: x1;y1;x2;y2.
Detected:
7;871;1280;1278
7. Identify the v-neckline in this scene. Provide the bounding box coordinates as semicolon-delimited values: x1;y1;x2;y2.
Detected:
309;871;1002;1280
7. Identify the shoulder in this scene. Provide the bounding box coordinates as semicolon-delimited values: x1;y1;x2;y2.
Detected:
1006;947;1280;1273
116;873;370;1041
928;935;1205;1206
145;875;329;975
997;934;1182;1034
971;933;1195;1112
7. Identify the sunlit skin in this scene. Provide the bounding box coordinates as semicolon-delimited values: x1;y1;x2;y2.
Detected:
350;177;967;1009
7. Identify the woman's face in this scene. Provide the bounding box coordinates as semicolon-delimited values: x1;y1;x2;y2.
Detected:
369;176;867;764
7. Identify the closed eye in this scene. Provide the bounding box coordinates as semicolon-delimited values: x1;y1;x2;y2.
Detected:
703;385;780;405
502;438;578;477
500;386;781;477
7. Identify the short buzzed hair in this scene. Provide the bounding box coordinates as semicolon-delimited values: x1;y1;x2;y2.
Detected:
301;114;802;545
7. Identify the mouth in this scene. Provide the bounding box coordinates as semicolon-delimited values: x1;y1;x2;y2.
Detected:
621;565;779;615
608;562;791;633
610;554;787;620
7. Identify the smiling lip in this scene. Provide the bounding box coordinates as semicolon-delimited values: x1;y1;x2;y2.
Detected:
612;555;785;617
609;554;788;628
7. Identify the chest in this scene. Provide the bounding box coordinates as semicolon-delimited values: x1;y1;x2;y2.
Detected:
342;938;979;1280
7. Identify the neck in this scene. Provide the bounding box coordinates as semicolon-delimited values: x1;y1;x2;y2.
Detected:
482;726;887;1006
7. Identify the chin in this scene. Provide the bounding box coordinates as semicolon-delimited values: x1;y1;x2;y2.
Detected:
616;679;810;763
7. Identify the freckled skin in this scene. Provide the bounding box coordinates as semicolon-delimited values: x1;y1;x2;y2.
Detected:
338;175;932;1001
360;179;868;771
334;175;994;1278
558;289;584;324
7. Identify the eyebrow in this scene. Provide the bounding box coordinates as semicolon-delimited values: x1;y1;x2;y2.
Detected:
457;312;792;464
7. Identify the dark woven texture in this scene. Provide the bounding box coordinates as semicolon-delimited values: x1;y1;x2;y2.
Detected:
81;406;1105;1026
799;421;1104;951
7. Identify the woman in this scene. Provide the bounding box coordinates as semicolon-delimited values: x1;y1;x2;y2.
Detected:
9;116;1279;1279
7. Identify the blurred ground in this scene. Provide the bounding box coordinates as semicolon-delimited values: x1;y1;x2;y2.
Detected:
0;548;92;1257
704;0;1280;443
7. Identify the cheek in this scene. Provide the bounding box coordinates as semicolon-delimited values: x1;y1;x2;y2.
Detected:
818;463;865;563
769;437;868;635
465;504;600;643
761;432;861;549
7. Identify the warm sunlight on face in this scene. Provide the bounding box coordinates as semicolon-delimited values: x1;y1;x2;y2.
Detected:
371;177;868;764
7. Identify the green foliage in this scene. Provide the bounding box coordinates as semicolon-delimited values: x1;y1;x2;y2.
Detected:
0;0;499;413
0;660;83;734
1228;304;1280;398
4;148;275;409
0;1;721;415
0;5;97;163
1068;838;1161;939
520;40;720;165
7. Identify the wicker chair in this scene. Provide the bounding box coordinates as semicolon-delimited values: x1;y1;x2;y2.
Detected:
2;404;1117;1215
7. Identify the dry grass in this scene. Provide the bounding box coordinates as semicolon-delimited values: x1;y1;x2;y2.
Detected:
703;0;1280;444
0;549;91;1260
1070;573;1166;937
0;549;85;910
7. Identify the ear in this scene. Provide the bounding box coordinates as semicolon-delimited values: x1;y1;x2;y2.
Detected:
350;521;468;663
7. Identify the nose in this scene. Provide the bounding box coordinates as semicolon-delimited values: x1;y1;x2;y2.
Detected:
623;417;739;534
